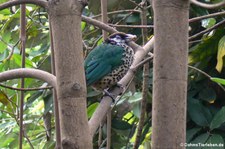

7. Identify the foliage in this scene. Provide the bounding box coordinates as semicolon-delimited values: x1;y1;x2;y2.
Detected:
0;0;225;148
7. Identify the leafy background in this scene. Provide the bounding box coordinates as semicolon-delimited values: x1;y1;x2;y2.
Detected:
0;0;225;148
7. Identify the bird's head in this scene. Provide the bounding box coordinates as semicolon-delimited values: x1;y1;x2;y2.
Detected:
105;33;137;45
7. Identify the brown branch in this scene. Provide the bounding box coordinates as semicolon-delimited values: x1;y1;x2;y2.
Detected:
0;0;47;11
190;0;225;9
0;68;57;88
49;20;61;148
93;9;141;19
82;15;117;33
189;11;225;23
109;24;154;28
134;2;148;148
19;5;26;149
189;19;225;41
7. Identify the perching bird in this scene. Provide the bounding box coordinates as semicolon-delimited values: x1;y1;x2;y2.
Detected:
84;33;136;91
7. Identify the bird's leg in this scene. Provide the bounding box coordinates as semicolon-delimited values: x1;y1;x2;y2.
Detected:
103;83;125;102
103;89;116;102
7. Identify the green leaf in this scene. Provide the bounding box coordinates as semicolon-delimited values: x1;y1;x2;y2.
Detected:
0;32;11;53
0;90;9;106
210;106;225;130
190;133;209;145
216;35;225;72
81;21;86;31
203;134;224;149
112;118;132;130
199;87;216;103
201;18;216;28
12;54;35;68
188;98;212;126
186;127;201;143
87;102;99;119
211;77;225;86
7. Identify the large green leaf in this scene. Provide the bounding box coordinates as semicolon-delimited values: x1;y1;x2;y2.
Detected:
112;118;133;130
216;35;225;72
210;106;225;130
189;133;209;146
189;28;225;68
12;54;35;68
188;98;212;126
0;32;11;53
203;134;224;149
199;87;216;103
186;127;201;143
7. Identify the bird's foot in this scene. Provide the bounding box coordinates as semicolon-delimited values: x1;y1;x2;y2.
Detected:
103;89;116;102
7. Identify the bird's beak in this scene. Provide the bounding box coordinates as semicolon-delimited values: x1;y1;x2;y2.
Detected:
126;34;137;41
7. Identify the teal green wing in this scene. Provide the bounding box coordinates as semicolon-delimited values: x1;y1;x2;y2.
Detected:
84;43;124;86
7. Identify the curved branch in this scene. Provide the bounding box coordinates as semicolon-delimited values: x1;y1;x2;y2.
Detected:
0;68;56;88
190;0;225;9
0;0;47;11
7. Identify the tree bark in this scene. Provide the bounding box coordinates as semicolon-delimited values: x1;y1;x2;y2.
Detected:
152;0;189;148
48;0;92;148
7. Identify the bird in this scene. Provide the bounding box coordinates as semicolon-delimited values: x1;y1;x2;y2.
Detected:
84;32;136;91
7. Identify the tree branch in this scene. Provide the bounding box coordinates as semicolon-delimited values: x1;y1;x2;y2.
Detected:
109;24;154;28
0;83;52;91
190;0;225;9
82;15;117;33
0;68;56;88
0;0;47;11
189;11;225;23
189;19;225;41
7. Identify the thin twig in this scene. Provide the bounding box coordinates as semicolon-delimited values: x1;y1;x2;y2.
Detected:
19;4;26;149
0;83;53;91
134;1;148;148
189;11;225;23
109;24;154;28
188;65;225;92
5;40;21;61
92;9;141;19
0;109;15;115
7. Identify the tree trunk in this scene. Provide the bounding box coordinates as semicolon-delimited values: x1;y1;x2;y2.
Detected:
152;0;189;148
48;0;92;148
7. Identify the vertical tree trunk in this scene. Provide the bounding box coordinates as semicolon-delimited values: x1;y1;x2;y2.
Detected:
48;0;92;148
152;0;189;148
